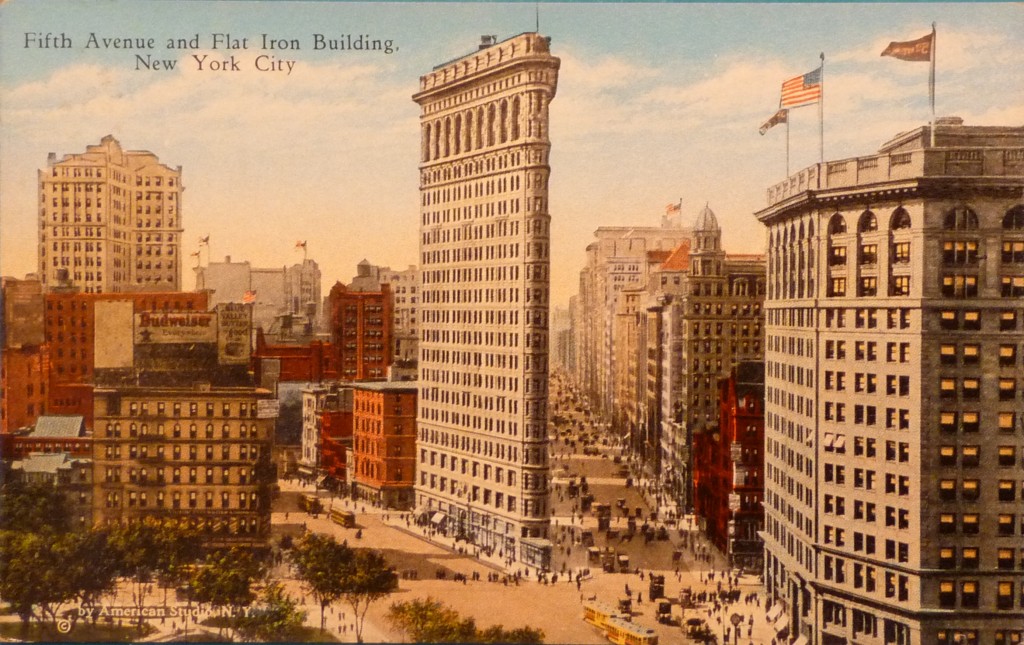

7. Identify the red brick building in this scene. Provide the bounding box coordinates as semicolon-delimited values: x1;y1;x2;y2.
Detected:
319;407;353;491
1;276;49;433
351;382;416;509
2;280;212;433
251;330;336;387
693;361;765;572
328;282;392;381
45;290;209;384
5;415;91;459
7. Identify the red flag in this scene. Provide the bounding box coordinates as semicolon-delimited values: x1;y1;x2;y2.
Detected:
665;203;681;214
881;32;933;62
759;109;788;135
295;240;307;249
243;290;256;304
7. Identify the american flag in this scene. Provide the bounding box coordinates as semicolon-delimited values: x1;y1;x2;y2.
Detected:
665;202;681;214
780;67;822;108
243;290;256;304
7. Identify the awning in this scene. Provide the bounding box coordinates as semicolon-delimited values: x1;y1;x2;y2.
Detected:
430;512;446;525
766;604;783;622
316;475;328;487
793;636;808;645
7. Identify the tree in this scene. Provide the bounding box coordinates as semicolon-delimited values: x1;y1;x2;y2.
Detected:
388;597;544;644
0;479;70;534
63;528;120;626
338;549;398;643
290;533;352;631
0;531;76;631
189;547;265;631
109;519;201;632
233;582;307;643
387;597;476;643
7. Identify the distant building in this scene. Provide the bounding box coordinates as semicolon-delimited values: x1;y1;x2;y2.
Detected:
692;362;764;572
299;382;351;480
195;256;322;335
1;275;49;433
648;207;765;513
5;414;90;459
379;265;420;365
758;119;1024;643
571;220;692;429
351;381;416;509
38;135;183;293
8;452;93;529
328;282;392;381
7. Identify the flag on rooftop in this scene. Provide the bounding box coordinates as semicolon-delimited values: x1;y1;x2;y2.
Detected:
881;32;934;62
665;202;681;214
759;108;789;135
780;67;822;108
198;235;210;244
295;240;307;249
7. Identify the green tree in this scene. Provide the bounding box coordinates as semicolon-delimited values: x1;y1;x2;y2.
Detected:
0;479;70;534
290;533;351;631
477;625;546;644
189;547;265;632
0;531;76;631
233;582;307;643
340;549;398;643
387;597;476;643
63;528;120;626
109;519;201;632
387;597;544;644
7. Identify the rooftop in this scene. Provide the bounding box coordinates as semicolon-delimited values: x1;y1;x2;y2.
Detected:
31;415;86;438
760;120;1024;214
353;381;418;394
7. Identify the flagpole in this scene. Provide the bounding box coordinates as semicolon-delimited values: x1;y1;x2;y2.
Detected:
929;23;937;148
786;116;791;177
819;52;825;167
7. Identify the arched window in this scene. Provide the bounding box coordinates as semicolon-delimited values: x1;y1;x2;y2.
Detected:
891;207;911;230
943;206;979;230
486;104;496;147
464;111;474;151
828;213;847;235
422;123;431;162
453;114;462;155
511;97;521;140
808;220;815;238
1002;205;1024;229
499;99;508;143
858;210;878;232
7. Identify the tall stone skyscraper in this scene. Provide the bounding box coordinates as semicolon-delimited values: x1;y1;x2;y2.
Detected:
758;119;1024;643
39;135;183;293
413;33;559;565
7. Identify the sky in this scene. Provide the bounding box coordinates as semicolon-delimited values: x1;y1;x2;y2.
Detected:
1;1;1022;308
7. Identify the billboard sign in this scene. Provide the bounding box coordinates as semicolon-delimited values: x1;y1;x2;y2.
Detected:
134;312;216;344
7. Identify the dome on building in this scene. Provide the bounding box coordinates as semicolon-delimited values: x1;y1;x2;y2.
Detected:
694;203;719;232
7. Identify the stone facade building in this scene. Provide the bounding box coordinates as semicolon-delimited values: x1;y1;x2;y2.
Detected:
91;384;275;546
758;119;1024;644
413;32;559;566
38;136;183;293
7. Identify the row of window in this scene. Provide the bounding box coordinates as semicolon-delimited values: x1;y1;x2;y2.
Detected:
936;546;1024;570
938;479;1024;502
938;579;1022;610
102;422;260;439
